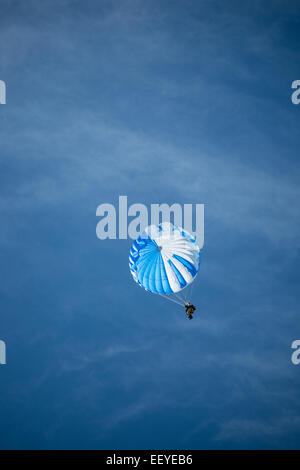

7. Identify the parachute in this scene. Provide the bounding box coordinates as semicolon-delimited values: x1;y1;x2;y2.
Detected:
129;222;200;306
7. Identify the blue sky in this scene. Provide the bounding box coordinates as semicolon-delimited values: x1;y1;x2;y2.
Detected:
0;0;300;449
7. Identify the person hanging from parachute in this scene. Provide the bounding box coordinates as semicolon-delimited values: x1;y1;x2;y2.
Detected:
129;222;201;319
185;302;196;320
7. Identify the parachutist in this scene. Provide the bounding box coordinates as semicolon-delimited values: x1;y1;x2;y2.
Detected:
129;223;201;310
185;302;196;320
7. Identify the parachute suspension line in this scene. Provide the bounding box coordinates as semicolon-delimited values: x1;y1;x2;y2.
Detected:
185;283;192;303
173;286;187;304
158;294;184;306
168;295;184;306
173;291;185;304
181;276;196;304
159;295;182;306
176;290;188;305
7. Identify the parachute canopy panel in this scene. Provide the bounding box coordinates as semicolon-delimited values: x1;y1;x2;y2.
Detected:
129;222;200;295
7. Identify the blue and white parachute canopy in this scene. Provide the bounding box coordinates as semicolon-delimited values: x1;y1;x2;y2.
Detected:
129;223;200;304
